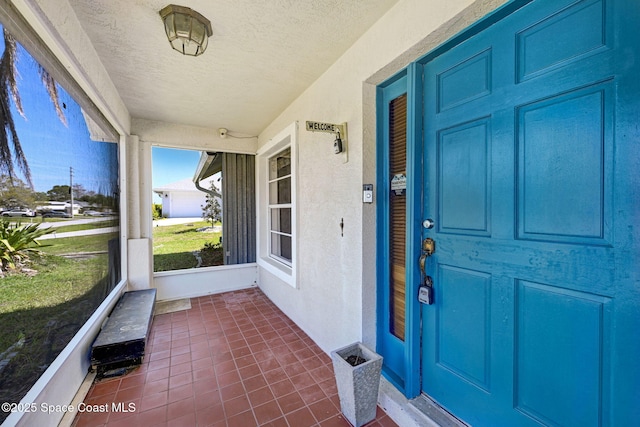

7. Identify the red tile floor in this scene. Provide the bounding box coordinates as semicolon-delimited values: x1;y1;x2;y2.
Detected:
72;288;398;427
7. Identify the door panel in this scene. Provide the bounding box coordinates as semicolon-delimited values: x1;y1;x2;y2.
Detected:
515;0;608;82
418;0;638;425
436;265;491;391
516;83;612;244
514;280;611;426
438;118;491;236
437;49;491;112
389;93;409;341
376;76;409;389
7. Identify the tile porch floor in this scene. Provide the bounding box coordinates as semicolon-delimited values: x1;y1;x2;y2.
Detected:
72;288;398;427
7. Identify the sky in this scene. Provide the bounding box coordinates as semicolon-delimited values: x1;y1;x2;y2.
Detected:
2;26;199;205
2;28;119;197
151;147;202;203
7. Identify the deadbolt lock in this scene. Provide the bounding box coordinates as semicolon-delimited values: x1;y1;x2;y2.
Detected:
423;238;435;256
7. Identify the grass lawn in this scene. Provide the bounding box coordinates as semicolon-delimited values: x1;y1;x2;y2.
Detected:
0;219;222;419
38;232;119;255
0;254;113;413
0;219;121;420
4;218;117;233
44;219;118;233
153;221;222;271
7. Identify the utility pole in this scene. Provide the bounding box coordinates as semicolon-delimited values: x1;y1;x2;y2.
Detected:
70;166;74;218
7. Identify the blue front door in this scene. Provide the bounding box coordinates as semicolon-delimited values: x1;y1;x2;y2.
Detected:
417;0;639;425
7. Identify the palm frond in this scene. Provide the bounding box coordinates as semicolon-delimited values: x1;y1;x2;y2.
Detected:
37;64;66;126
4;96;31;186
1;30;24;117
0;89;15;178
0;29;32;187
0;28;67;189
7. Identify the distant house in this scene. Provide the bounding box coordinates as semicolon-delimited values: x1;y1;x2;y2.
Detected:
153;177;219;218
35;201;83;215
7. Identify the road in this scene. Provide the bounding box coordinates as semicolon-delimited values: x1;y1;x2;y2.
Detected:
23;216;119;240
153;217;203;227
35;216;115;229
35;217;205;240
38;226;119;240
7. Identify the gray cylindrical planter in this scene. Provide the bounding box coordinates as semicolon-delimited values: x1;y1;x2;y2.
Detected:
331;342;383;427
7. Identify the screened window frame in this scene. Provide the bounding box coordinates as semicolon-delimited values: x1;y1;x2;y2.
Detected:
0;5;126;426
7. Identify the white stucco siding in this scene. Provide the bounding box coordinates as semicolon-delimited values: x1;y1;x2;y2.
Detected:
256;0;504;354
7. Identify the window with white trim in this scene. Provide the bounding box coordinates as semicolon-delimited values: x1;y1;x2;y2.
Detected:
268;147;292;265
256;122;296;287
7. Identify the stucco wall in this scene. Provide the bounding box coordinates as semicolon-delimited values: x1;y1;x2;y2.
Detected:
131;118;258;156
255;0;510;354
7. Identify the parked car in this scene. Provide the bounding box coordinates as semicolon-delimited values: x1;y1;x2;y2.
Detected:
42;210;72;218
1;208;36;217
83;210;103;216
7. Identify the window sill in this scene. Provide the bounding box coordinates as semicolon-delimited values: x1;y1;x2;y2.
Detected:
257;256;296;288
153;262;257;278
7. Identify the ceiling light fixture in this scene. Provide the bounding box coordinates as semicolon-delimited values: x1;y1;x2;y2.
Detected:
159;5;212;56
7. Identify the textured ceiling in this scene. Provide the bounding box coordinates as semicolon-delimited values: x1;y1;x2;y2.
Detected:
67;0;400;136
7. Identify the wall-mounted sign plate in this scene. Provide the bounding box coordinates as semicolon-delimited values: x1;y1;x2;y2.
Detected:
305;121;348;164
391;174;406;195
306;121;338;133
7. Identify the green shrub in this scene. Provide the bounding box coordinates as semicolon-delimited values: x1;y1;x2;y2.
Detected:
200;241;223;267
152;203;163;220
0;220;53;274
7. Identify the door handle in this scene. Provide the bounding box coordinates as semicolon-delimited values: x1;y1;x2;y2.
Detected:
419;253;428;276
418;238;436;305
418;238;436;275
422;237;435;256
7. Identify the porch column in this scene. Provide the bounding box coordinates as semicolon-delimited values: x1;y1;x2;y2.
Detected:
126;135;153;290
